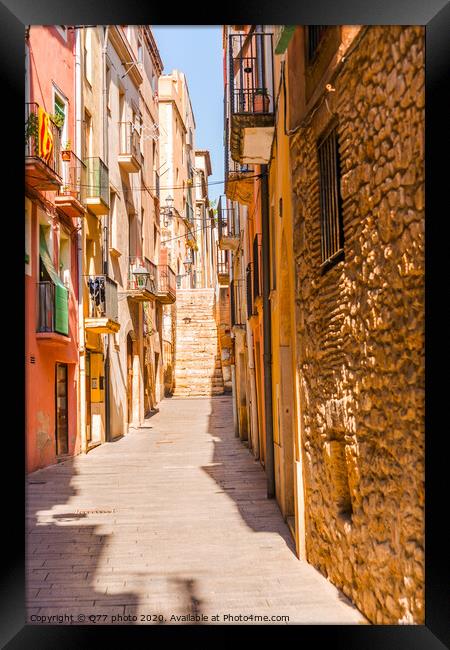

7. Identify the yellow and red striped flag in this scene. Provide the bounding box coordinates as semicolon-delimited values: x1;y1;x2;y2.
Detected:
38;106;53;164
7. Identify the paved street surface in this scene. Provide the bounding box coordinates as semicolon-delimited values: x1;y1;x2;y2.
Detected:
26;396;367;625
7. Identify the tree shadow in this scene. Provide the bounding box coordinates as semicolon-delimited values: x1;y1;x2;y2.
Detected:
26;455;140;625
202;396;296;555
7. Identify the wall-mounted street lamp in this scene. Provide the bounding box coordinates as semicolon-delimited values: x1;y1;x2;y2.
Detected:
132;264;150;290
161;195;174;227
183;254;193;274
176;253;193;288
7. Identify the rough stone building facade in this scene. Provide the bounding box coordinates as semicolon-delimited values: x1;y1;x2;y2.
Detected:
288;25;424;624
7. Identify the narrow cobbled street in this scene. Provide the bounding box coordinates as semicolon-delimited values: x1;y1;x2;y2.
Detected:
27;396;366;625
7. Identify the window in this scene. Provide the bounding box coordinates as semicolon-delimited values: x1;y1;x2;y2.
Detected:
55;363;69;456
84;29;93;85
54;94;66;131
306;25;328;62
84;110;92;160
59;230;71;289
317;125;344;271
138;40;143;64
106;65;112;114
109;190;119;253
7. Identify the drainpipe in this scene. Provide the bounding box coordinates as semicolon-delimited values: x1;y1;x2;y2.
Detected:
75;26;87;454
245;319;259;459
261;164;275;498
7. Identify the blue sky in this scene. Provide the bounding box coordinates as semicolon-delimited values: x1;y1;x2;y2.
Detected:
152;26;223;206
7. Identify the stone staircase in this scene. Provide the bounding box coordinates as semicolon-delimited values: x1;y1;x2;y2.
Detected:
173;289;225;397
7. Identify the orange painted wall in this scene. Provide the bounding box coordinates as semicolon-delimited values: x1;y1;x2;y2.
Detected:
25;26;80;473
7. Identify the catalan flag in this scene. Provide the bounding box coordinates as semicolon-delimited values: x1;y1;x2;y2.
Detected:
38;106;53;164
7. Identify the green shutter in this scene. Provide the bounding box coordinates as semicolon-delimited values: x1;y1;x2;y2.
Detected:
39;227;69;336
54;284;69;335
275;26;296;55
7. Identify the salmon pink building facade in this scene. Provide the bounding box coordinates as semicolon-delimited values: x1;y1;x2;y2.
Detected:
25;26;82;472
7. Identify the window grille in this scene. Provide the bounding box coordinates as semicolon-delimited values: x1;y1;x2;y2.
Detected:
317;125;344;271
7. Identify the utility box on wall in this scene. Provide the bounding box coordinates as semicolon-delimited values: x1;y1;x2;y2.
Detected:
90;352;105;403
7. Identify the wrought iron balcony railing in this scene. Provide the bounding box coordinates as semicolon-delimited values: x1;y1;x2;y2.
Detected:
58;150;87;205
86;275;119;323
119;122;141;161
84;157;109;208
229;32;274;116
217;246;230;281
118;118;142;173
217;194;240;240
156;265;176;303
25;102;62;178
231;278;246;327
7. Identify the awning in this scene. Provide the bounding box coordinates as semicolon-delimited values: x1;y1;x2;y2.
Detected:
39;227;69;336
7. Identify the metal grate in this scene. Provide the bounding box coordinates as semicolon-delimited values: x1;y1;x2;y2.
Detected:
246;263;253;319
317;125;344;271
252;233;262;300
307;25;328;62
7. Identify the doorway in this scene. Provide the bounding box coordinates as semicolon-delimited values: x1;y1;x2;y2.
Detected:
254;337;265;466
127;333;133;424
85;352;91;443
55;363;69;455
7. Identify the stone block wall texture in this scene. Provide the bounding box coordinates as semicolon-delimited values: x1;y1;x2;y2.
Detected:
173;289;225;396
290;26;424;624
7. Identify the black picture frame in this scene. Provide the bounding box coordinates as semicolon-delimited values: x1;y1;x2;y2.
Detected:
3;0;449;646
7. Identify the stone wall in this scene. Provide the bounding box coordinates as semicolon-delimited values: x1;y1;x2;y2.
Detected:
290;26;424;624
173;289;224;396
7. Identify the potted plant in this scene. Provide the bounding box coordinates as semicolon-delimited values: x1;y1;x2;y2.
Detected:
61;141;71;162
253;88;270;113
50;113;65;129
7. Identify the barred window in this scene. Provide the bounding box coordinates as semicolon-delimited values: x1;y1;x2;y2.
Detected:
317;125;344;271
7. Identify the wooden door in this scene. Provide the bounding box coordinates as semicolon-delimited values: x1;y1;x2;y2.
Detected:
127;334;133;423
85;352;91;442
55;363;69;455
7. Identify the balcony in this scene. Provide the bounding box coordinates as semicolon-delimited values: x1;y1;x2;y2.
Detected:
218;195;240;251
156;265;176;304
224;143;254;205
127;256;158;301
36;281;70;344
55;151;87;218
228;32;275;164
84;157;109;215
217;246;230;286
118;122;142;173
85;275;120;334
25;103;62;191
